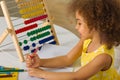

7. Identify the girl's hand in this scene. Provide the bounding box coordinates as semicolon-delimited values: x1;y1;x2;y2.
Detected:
28;68;44;78
25;53;40;68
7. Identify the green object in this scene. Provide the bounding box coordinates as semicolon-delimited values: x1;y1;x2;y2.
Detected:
26;25;51;37
19;42;22;46
27;32;31;36
29;31;50;41
23;40;28;44
0;69;27;72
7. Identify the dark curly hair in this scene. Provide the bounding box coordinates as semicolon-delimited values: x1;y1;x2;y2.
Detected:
69;0;120;49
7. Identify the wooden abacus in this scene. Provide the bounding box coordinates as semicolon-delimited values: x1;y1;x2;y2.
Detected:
0;0;59;62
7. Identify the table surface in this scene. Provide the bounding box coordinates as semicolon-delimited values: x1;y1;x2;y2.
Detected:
0;17;79;80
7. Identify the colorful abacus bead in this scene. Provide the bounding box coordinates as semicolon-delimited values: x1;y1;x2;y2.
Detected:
23;40;28;44
19;42;22;46
23;45;30;51
32;43;36;47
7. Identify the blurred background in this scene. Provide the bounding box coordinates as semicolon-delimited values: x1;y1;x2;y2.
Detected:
0;0;79;37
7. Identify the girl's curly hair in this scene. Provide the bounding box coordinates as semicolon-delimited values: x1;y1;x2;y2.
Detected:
69;0;120;49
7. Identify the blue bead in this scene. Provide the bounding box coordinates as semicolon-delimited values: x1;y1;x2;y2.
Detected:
32;43;36;47
39;36;54;44
31;49;36;53
23;46;30;51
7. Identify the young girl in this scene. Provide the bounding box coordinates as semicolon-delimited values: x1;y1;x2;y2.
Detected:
26;0;120;80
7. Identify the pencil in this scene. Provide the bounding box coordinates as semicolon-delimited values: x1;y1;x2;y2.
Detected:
0;66;16;70
0;69;27;72
0;74;12;78
0;72;11;74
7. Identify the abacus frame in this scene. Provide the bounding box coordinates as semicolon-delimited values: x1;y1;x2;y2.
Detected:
0;1;24;62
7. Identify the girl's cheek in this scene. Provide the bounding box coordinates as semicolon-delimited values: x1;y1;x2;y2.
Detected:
78;29;81;33
75;27;80;32
75;25;79;30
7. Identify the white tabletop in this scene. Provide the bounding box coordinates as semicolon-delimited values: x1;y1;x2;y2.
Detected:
0;17;79;80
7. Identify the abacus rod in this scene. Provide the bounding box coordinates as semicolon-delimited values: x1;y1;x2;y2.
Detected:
11;17;21;21
14;23;24;27
0;35;26;48
6;0;15;4
8;6;18;10
10;12;19;16
38;22;45;25
18;35;27;40
0;42;13;48
0;34;27;48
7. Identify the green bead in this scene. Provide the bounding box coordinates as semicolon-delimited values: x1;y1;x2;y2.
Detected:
33;30;36;34
36;35;39;39
46;25;51;29
46;31;50;35
38;34;41;38
30;37;34;41
23;40;28;44
19;42;22;46
36;29;39;34
31;31;34;35
27;32;31;36
38;28;41;32
30;36;36;41
41;33;45;37
42;27;45;30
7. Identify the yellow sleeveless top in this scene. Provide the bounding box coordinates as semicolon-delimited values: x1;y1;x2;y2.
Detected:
73;39;120;80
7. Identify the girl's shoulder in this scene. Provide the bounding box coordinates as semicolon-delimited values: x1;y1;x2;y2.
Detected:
82;39;114;58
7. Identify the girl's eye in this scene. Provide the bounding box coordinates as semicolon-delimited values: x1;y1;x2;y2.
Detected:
77;22;81;26
76;20;81;26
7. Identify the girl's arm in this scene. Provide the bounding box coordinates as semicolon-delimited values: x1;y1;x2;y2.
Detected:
40;39;84;68
28;53;112;80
